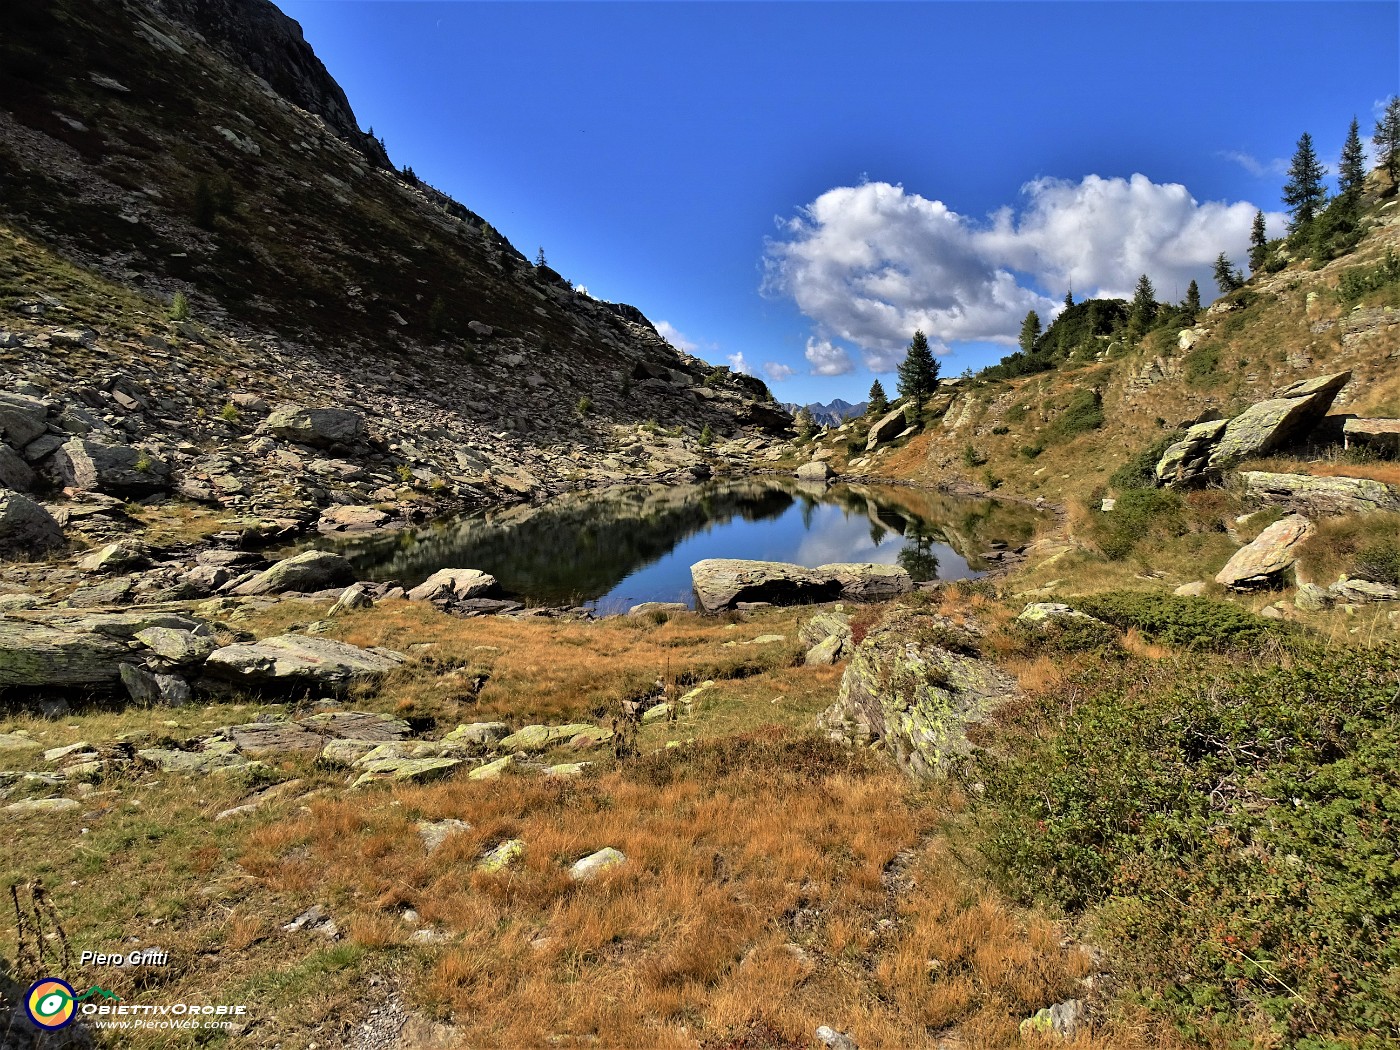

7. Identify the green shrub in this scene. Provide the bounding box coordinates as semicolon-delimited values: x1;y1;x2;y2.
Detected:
1042;388;1103;443
1337;249;1400;305
168;292;189;321
698;424;713;448
1090;488;1186;559
1004;403;1027;423
990;425;1010;435
1109;432;1183;491
1019;443;1043;460
972;644;1400;1044
220;402;240;422
1007;615;1122;655
576;396;592;417
1354;539;1400;585
1182;344;1220;386
1071;589;1276;650
961;444;987;468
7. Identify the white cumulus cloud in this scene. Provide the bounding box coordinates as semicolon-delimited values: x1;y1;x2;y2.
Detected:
804;336;855;376
764;177;1285;359
763;361;797;382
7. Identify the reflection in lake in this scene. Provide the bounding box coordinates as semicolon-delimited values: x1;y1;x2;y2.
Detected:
311;479;1043;612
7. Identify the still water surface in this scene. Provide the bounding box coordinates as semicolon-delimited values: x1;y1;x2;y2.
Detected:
317;479;1042;612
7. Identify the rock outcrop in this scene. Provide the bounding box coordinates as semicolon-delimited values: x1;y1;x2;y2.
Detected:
204;634;404;688
690;559;912;612
1156;372;1352;487
1238;471;1400;516
406;568;498;603
1215;514;1313;589
1343;418;1400;455
796;461;834;482
0;490;65;558
865;405;909;451
818;607;1020;779
57;438;171;496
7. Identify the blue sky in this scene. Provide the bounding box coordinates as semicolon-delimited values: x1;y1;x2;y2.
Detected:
280;1;1398;404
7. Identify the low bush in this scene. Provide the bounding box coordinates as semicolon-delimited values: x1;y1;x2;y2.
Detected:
1071;589;1277;650
1298;511;1400;585
1109;432;1182;491
971;643;1400;1045
1089;488;1187;559
1042;388;1103;443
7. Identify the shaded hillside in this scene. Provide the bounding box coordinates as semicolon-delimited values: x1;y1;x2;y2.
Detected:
0;0;787;536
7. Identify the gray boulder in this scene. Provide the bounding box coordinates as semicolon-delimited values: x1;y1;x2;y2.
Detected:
0;391;49;449
1238;470;1400;516
406;568;498;603
0;489;65;559
819;606;1020;779
1157;371;1351;486
266;405;365;449
1329;577;1400;603
691;559;911;612
119;663;192;706
865;405;909;451
56;438;170;495
796;460;834;482
1215;514;1313;590
0;443;35;491
77;539;150;573
205;633;404;688
232;550;356;595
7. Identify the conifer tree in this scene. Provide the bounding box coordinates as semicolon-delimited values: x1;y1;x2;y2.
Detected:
1249;210;1269;272
895;330;939;416
1018;310;1042;355
1338;117;1366;202
866;379;889;416
1184;280;1201;317
1064;290;1073;309
1128;274;1157;335
1374;96;1400;186
1282;132;1327;230
793;406;816;440
1214;252;1243;294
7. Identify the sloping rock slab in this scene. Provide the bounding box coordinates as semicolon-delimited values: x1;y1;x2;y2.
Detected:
818;607;1020;779
1215;514;1313;590
406;568;498;603
866;405;909;451
229;721;325;755
1157;371;1351;486
1343;418;1400;455
1239;471;1400;516
691;559;911;612
205;634;404;688
233;550;356;595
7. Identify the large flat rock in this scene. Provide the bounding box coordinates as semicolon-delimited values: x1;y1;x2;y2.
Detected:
690;559;912;612
1215;513;1313;590
0;619;130;687
232;549;356;595
205;634;404;688
1239;471;1400;516
0;489;65;559
56;438;170;496
266;405;365;449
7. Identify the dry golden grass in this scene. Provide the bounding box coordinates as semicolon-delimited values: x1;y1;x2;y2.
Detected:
231;730;1140;1048
1242;454;1400;487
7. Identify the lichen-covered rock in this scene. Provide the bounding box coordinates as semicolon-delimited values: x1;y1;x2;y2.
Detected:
1016;602;1103;625
418;818;471;853
442;722;511;747
796;460;834;482
56;438;170;495
477;838;525;872
266;404;366;448
134;627;218;667
468;753;516;780
0;489;65;559
569;847;626;881
1238;470;1400;516
0;620;130;687
1329;577;1400;603
352;756;462;787
1019;998;1085;1039
499;723;596;753
78;538;151;573
232;549;356;595
818;607;1020;779
1157;372;1351;486
205;633;404;688
1215;514;1313;590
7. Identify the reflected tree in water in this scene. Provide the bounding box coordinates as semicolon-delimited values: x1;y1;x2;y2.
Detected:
897;526;942;582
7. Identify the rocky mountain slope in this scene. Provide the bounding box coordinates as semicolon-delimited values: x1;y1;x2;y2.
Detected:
0;0;788;562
